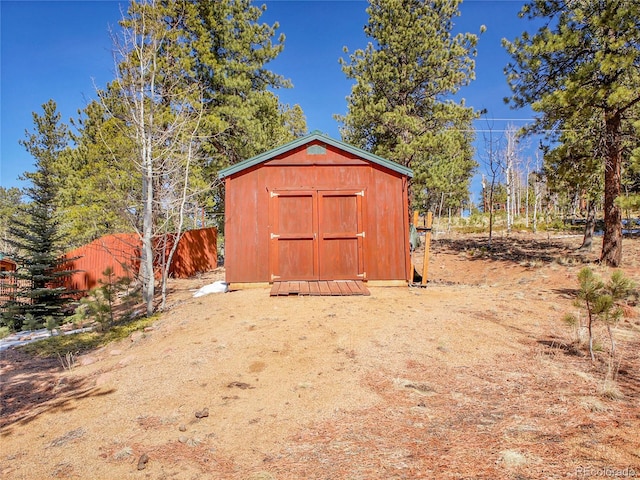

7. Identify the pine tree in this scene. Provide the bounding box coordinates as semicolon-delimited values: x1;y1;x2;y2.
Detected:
338;0;480;211
503;0;640;266
0;187;24;255
542;114;604;251
1;100;78;331
164;0;307;172
56;97;138;248
173;0;307;226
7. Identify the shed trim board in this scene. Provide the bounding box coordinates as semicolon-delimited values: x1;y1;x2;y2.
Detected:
221;132;413;285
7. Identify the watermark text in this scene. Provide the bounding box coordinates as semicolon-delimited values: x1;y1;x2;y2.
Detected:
577;466;637;478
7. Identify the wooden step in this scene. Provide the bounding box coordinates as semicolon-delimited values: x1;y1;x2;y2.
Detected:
270;280;370;297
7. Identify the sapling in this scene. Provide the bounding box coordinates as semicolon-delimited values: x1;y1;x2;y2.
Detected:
24;313;39;331
98;267;117;328
574;267;635;362
69;267;128;331
602;270;636;359
45;316;57;336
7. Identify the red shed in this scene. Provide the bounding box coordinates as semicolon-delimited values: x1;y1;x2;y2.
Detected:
218;131;413;289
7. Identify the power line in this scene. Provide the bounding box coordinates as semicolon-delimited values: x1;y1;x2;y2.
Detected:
473;118;536;122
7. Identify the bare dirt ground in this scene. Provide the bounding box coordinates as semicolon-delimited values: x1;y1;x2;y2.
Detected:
1;232;639;479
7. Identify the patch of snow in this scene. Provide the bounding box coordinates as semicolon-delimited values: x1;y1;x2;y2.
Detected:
192;281;228;298
0;326;93;352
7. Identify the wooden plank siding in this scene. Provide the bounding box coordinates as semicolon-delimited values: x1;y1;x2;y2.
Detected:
223;137;412;285
0;278;31;308
164;228;218;279
62;228;217;292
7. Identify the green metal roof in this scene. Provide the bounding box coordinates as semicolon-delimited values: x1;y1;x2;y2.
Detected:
218;130;413;179
0;253;16;263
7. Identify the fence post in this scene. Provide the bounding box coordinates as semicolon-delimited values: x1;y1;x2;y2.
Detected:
421;212;433;285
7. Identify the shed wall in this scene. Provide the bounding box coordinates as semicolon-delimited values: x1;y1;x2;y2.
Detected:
224;143;410;283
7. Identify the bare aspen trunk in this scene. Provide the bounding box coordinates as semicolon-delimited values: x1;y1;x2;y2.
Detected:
104;0;211;317
533;176;541;234
142;155;155;316
506;164;512;233
525;169;530;228
504;125;518;234
514;171;520;224
160;128;199;310
488;177;495;248
141;68;155;316
437;191;445;234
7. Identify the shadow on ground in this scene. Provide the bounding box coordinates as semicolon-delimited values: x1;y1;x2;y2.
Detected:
432;235;593;265
0;349;114;435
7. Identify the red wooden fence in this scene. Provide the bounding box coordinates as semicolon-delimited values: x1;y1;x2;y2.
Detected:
163;227;218;279
0;278;31;306
63;228;217;292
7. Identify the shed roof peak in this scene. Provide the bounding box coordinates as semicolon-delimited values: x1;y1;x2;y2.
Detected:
218;131;413;179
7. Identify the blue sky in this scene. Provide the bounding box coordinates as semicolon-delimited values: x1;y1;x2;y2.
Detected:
1;0;538;200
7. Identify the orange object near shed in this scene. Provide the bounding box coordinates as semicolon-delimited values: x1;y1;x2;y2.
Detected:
218;131;413;288
0;254;17;273
63;228;217;292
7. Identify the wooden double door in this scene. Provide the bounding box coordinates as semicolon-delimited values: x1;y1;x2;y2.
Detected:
269;189;365;281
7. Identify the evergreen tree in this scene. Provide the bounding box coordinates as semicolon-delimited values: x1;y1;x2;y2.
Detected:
173;0;304;167
503;0;640;266
338;0;480;211
542;114;604;250
622;102;640;195
2;100;77;331
57;97;138;248
0;187;24;255
62;0;306;248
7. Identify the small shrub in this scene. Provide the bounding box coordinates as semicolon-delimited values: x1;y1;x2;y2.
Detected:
521;259;544;268
563;312;586;345
45;316;58;336
69;267;132;332
24;313;40;331
541;218;566;231
57;350;78;371
556;255;577;266
0;326;10;339
602;380;624;400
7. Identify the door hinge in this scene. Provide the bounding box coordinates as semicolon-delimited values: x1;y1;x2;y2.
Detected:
270;233;280;239
270;191;279;198
356;190;365;196
271;274;281;281
356;231;365;238
357;272;367;279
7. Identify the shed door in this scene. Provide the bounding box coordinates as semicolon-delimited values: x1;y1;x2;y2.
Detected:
269;190;319;281
318;190;364;280
269;189;364;281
